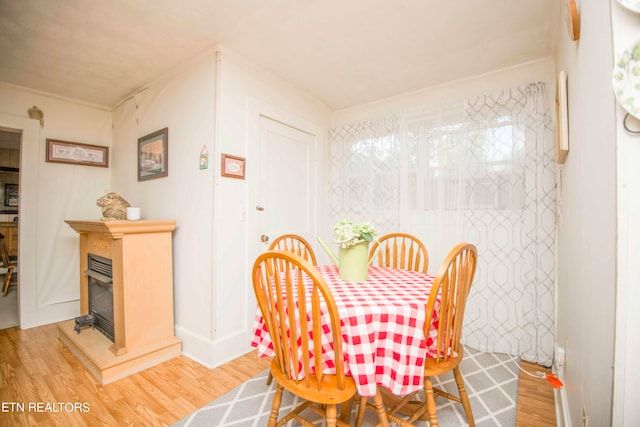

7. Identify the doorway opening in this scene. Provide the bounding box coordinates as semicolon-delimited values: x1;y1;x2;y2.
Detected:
0;128;20;330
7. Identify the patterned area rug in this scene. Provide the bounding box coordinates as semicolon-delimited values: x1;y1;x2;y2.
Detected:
173;347;520;427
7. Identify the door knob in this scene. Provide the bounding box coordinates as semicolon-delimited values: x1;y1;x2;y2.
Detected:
261;235;269;243
256;206;265;211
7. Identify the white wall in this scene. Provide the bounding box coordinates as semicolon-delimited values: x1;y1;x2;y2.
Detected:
0;84;112;328
110;53;218;364
554;0;617;425
611;2;640;426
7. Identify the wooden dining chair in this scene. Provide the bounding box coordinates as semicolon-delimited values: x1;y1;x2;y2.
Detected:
369;233;429;273
384;242;477;427
252;250;389;427
0;233;17;297
268;233;317;265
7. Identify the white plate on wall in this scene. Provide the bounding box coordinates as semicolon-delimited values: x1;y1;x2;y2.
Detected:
613;38;640;120
617;0;640;13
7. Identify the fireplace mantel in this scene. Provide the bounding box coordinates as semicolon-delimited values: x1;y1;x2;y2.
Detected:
58;219;181;384
65;219;177;235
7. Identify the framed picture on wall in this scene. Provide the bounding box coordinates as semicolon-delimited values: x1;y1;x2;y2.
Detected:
46;139;109;167
4;184;18;207
138;128;168;181
556;70;569;164
221;154;245;179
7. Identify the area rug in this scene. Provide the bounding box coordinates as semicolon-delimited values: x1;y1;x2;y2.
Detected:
173;347;520;427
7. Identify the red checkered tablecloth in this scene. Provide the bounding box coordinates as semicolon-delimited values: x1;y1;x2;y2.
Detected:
251;264;438;397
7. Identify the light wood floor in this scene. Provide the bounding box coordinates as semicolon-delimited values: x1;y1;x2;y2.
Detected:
0;323;556;426
516;361;557;426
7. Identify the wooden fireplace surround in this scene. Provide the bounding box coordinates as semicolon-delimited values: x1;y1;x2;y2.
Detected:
58;220;181;384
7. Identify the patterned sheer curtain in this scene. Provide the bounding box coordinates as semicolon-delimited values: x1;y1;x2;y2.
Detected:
327;116;401;233
461;84;555;365
328;83;555;365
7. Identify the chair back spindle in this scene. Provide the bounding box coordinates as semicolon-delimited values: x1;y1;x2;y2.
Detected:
369;233;428;273
269;234;318;266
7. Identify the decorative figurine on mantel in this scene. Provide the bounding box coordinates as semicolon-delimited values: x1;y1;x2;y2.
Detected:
96;192;130;221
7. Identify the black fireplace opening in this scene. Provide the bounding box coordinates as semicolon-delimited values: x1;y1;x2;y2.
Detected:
74;254;114;342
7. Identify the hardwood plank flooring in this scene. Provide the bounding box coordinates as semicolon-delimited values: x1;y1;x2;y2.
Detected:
516;361;557;426
0;324;556;426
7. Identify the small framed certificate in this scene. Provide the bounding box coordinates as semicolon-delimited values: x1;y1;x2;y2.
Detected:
221;154;245;179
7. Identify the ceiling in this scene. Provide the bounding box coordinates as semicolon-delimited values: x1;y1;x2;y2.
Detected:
0;0;560;111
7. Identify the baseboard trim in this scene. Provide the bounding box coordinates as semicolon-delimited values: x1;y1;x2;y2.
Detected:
176;325;253;369
554;366;571;427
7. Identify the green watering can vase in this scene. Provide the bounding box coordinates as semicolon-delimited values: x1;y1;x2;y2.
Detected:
317;236;370;281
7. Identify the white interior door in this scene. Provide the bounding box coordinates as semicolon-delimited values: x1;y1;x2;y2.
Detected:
256;116;316;249
246;116;316;336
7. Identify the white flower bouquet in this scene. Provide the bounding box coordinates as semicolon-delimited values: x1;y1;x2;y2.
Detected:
333;219;376;249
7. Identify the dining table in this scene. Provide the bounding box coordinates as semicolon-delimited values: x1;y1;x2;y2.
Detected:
251;264;439;398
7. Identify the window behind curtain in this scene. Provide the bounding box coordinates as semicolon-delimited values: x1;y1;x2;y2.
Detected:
406;106;526;212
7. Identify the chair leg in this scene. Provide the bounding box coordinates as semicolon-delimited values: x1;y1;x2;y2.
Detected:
2;267;12;297
424;376;439;427
453;367;475;426
268;384;284;427
354;396;367;427
326;403;337;427
371;389;390;427
354;390;393;427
